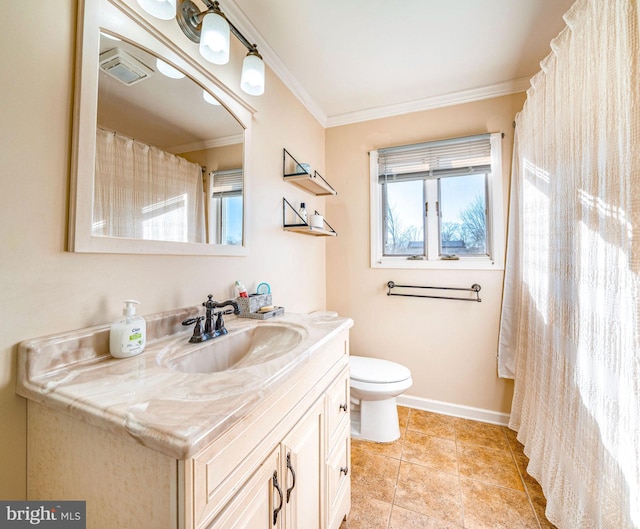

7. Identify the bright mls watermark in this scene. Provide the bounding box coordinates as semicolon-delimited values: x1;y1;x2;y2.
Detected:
0;501;85;528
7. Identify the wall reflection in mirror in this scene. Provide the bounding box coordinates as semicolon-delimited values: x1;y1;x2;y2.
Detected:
95;32;244;245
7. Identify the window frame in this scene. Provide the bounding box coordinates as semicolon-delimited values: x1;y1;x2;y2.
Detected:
370;132;505;270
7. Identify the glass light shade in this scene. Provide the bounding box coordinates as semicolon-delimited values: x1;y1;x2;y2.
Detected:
156;59;185;79
202;90;221;105
136;0;176;20
199;12;230;65
240;53;265;96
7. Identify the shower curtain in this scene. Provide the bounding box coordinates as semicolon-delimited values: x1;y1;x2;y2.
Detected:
498;1;639;528
94;128;205;243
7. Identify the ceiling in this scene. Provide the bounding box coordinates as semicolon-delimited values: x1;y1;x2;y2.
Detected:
97;34;243;151
225;0;575;127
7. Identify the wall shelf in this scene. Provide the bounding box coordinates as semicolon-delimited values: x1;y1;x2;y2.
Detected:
283;148;337;196
282;198;337;237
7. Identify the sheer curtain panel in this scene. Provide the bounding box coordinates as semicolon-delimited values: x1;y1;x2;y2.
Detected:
498;0;639;527
94;128;205;243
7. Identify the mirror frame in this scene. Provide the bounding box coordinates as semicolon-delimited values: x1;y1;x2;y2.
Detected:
69;0;254;256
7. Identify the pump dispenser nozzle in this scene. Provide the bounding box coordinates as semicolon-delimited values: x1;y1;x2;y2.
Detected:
122;299;140;318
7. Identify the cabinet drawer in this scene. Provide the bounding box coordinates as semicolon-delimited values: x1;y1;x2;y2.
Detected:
325;366;350;450
205;447;281;529
326;421;350;529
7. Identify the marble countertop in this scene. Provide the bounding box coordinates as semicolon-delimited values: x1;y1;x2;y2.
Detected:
17;307;353;460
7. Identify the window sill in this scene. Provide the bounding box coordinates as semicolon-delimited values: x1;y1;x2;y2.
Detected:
371;257;504;271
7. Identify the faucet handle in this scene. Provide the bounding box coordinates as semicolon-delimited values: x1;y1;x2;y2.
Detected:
203;294;216;309
182;316;204;342
214;312;224;331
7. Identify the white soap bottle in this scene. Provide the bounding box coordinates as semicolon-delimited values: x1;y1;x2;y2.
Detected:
110;300;146;358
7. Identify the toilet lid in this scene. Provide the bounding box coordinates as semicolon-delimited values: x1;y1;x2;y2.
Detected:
349;356;411;384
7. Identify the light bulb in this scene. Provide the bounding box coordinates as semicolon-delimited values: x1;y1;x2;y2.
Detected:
199;12;230;65
136;0;176;20
156;59;185;79
241;52;265;96
203;90;221;105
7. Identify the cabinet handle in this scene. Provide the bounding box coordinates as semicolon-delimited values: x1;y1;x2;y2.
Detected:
286;452;296;503
339;403;348;412
272;471;283;525
340;466;349;476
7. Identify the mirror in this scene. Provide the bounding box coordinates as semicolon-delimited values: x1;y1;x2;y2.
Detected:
70;0;254;255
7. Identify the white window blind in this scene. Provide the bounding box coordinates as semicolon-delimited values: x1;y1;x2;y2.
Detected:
378;133;492;183
211;169;243;197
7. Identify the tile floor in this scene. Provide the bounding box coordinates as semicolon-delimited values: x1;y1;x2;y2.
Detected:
340;407;557;529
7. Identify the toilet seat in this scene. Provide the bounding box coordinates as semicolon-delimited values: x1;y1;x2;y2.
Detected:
349;355;411;384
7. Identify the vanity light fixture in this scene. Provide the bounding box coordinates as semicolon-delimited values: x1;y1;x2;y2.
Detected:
137;0;266;96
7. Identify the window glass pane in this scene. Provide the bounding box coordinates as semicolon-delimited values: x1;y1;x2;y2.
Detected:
439;174;487;255
383;180;424;255
222;195;243;245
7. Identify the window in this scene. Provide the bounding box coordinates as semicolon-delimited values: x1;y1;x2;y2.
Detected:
207;169;243;245
370;133;504;269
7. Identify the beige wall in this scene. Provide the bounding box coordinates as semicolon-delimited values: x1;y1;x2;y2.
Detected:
0;0;526;502
0;1;327;499
325;94;526;414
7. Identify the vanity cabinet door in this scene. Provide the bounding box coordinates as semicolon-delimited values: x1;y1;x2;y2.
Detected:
206;447;282;529
282;399;324;529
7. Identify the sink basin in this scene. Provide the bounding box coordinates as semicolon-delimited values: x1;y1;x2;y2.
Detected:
159;323;306;374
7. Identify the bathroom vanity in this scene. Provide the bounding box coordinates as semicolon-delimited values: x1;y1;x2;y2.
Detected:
17;307;353;529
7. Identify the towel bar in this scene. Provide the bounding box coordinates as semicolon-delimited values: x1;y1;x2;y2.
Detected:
386;281;481;302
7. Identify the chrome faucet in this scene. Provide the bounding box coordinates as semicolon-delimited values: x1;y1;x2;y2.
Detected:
182;295;240;343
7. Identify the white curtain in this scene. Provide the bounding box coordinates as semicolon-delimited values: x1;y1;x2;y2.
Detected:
498;0;639;528
94;128;205;243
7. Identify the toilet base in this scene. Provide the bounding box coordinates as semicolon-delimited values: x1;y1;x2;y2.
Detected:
350;397;400;443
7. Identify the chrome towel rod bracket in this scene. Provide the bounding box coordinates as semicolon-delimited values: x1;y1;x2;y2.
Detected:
387;281;481;302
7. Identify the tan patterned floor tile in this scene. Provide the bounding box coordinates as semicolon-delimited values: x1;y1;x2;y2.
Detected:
340;494;392;529
453;418;510;450
346;408;556;529
398;405;410;431
460;477;539;529
528;491;558;529
394;461;464;526
504;427;526;455
351;444;401;503
513;453;544;497
402;430;458;475
407;409;456;440
456;443;524;491
389;505;463;529
352;435;404;459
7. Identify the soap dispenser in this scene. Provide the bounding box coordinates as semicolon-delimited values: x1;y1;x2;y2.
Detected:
110;300;147;358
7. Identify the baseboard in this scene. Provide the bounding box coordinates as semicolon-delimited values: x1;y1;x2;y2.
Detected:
396;394;511;427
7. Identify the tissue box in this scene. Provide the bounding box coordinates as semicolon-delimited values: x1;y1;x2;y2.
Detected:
236;294;272;314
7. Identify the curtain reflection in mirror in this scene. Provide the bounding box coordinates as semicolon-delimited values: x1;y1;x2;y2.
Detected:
94;128;205;242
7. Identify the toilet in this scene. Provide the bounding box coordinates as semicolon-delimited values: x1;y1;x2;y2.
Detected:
349;355;413;443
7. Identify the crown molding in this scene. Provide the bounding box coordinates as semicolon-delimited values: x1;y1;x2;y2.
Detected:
326;77;532;128
168;133;244;154
214;2;531;129
221;0;328;127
